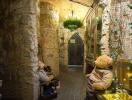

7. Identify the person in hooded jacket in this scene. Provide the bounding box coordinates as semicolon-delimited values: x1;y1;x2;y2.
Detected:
85;55;113;100
38;61;59;100
38;61;55;99
38;61;54;83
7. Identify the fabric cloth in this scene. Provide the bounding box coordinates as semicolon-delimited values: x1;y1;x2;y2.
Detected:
85;68;112;100
43;85;54;96
85;55;113;100
85;78;98;100
37;69;52;98
38;68;59;99
38;69;51;82
87;68;113;90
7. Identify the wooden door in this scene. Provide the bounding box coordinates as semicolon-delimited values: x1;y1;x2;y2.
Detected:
68;33;84;65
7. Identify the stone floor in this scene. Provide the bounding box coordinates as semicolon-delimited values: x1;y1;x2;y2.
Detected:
56;66;87;100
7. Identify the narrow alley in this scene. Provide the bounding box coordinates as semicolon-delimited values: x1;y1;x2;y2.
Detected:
57;66;86;100
0;0;132;100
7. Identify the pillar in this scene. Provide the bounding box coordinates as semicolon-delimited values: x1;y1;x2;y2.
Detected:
0;0;39;100
39;2;59;75
99;0;112;55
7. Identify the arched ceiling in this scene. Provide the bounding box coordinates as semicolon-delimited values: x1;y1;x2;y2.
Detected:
41;0;94;21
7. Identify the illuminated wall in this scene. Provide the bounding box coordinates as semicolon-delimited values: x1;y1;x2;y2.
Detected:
41;0;90;21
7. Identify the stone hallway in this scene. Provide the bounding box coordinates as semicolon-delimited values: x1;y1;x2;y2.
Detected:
56;66;87;100
0;0;131;99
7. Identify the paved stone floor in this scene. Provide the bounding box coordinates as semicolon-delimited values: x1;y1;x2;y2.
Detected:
56;66;87;100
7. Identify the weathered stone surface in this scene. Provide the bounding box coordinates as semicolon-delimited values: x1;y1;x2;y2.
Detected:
110;0;132;59
40;2;59;28
58;27;86;71
39;1;59;75
0;0;39;100
99;0;132;58
99;0;111;55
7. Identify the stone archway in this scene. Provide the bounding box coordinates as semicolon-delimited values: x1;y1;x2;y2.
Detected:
68;33;84;65
58;27;86;72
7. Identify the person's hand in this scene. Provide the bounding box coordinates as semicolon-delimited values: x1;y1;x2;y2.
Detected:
49;75;54;81
85;74;90;78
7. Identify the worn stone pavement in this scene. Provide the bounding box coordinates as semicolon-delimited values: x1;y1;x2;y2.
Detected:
55;66;87;100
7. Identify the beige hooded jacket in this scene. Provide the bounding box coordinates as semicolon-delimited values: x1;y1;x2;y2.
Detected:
86;55;113;91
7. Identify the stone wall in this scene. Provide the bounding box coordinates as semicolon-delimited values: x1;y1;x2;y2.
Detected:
0;0;39;100
99;0;132;58
39;2;59;75
110;0;132;59
58;26;86;71
99;0;112;55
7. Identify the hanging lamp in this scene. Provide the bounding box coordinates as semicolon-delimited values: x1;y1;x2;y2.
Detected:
63;4;83;31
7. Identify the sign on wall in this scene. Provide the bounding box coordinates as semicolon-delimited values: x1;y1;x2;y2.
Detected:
70;39;76;43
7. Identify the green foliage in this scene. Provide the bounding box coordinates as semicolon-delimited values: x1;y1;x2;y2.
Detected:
128;4;132;9
63;18;83;31
128;22;132;25
128;22;132;35
129;33;132;36
109;18;122;59
128;63;132;68
96;17;102;30
111;29;119;35
128;22;132;29
97;44;102;56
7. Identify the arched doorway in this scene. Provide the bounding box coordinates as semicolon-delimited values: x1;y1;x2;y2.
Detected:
68;33;84;65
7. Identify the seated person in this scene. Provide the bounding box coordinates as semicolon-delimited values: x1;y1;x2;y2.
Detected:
43;65;60;89
85;55;113;100
38;61;59;98
44;65;53;76
38;61;54;83
38;61;54;97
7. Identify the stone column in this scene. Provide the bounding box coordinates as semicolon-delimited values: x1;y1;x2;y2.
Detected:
40;2;59;75
99;0;112;55
58;27;65;66
0;0;39;100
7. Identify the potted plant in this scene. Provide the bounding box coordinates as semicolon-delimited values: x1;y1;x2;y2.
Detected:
63;18;83;31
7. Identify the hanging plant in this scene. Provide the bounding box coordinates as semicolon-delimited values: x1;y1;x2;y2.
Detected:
63;18;83;31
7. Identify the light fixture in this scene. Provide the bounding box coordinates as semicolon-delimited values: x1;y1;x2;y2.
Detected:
63;3;83;31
